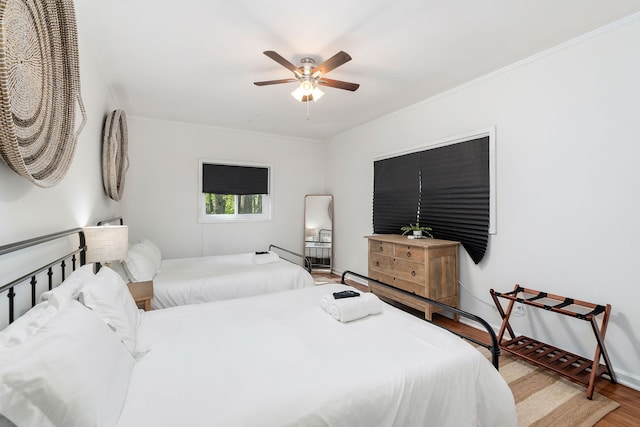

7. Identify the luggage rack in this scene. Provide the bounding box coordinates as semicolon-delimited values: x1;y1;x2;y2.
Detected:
490;285;616;399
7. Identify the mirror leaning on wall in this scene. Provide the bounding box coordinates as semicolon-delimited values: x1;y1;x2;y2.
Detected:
304;195;333;273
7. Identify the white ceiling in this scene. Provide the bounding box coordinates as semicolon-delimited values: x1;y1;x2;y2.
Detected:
77;1;640;141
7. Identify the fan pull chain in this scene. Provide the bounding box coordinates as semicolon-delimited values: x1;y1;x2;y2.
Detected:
306;99;310;120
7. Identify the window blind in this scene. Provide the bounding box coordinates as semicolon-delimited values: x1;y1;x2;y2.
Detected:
372;136;490;264
373;152;421;234
418;137;489;264
202;164;269;195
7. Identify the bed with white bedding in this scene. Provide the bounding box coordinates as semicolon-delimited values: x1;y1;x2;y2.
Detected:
121;283;515;427
97;217;315;309
149;251;315;309
0;228;517;427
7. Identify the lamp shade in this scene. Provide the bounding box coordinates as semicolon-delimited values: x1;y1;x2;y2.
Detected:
311;86;324;101
291;85;306;102
83;225;129;263
305;227;318;241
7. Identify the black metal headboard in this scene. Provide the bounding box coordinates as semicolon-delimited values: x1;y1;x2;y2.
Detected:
319;229;331;241
0;228;87;325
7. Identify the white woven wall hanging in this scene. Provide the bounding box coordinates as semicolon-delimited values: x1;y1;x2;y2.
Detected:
0;0;86;187
102;109;129;201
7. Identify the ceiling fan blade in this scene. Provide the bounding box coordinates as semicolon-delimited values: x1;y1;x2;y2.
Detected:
317;78;360;91
263;51;303;78
312;51;352;76
254;78;297;86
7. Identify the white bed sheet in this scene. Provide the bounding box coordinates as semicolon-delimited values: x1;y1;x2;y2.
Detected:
151;253;315;309
118;284;516;427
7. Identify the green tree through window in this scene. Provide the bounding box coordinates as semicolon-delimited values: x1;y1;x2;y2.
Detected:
205;194;262;215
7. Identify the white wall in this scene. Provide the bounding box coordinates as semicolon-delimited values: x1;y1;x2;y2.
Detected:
0;3;122;324
326;17;640;389
0;2;121;245
121;118;325;259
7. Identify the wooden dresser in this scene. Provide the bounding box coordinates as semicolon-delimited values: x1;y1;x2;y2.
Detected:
365;235;459;320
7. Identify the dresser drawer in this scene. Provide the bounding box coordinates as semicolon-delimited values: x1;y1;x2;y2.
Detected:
393;258;426;285
367;271;395;288
369;239;393;256
392;277;426;297
370;282;426;312
393;244;425;263
368;270;425;297
369;253;394;272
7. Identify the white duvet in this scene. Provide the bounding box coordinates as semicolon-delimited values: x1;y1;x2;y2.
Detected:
151;253;315;309
118;284;516;427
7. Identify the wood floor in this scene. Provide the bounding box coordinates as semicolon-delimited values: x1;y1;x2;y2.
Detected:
314;272;640;426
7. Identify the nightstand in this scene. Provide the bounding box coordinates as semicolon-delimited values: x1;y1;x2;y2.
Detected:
127;280;154;311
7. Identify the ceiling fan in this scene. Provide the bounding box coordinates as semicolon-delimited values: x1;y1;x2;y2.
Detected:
254;51;359;102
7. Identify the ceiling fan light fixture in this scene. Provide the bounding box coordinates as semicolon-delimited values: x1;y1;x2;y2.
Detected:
291;84;324;102
291;79;323;102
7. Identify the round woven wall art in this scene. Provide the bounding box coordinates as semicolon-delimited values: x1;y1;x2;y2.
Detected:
0;0;86;187
102;109;129;201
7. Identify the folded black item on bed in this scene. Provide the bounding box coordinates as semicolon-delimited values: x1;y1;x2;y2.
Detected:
333;290;360;299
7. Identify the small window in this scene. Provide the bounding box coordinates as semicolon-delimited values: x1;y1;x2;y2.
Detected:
199;161;271;223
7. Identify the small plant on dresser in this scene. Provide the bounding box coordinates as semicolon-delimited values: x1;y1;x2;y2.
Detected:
400;223;433;238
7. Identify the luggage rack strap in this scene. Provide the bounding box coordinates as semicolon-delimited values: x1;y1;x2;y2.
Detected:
525;292;547;302
577;305;606;320
553;298;574;309
492;285;524;298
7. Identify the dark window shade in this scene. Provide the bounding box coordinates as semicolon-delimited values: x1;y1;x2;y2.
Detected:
202;164;269;195
419;137;490;264
372;136;490;264
373;153;421;234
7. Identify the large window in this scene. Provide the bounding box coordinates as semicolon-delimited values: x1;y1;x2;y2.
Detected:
199;161;271;223
373;129;495;264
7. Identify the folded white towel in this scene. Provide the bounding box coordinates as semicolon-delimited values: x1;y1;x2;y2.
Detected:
329;293;382;323
252;251;280;265
320;294;333;312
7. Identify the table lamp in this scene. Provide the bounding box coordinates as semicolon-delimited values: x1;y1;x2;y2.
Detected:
83;225;128;267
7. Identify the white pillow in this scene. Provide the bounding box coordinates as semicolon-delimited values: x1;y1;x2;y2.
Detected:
109;260;130;283
0;300;134;427
0;301;58;348
79;267;140;354
122;244;157;282
39;263;96;303
137;238;162;272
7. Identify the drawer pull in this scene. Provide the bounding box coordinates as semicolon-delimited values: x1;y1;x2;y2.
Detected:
378;246;383;252
375;261;380;267
406;251;411;258
411;271;416;277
